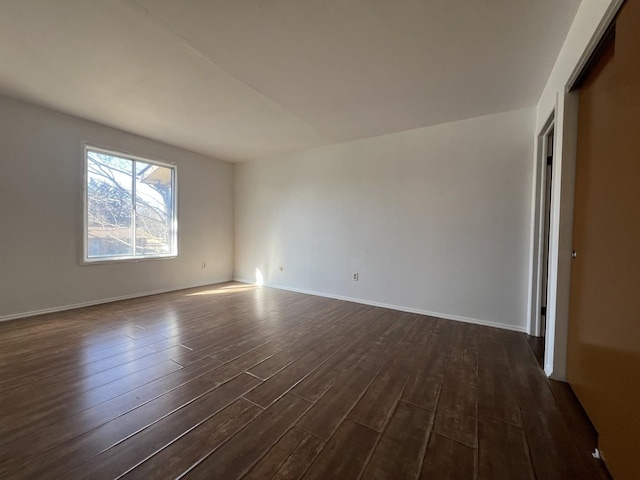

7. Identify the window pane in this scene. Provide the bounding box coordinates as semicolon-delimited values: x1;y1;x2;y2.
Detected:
85;148;176;262
86;152;133;258
135;162;173;255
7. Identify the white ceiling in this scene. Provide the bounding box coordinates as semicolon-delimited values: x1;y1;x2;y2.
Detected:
0;0;580;162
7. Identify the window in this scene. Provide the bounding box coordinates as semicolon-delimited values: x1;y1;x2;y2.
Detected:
84;146;177;262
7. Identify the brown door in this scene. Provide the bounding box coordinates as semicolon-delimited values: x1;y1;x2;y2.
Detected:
568;2;640;479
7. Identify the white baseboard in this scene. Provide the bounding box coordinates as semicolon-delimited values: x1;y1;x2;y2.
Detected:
3;277;527;335
233;278;528;333
0;277;232;322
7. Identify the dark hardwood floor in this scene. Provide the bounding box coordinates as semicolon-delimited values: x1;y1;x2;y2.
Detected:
0;282;611;479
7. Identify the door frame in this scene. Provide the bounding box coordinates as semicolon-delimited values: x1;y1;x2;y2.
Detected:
528;0;625;379
529;115;555;339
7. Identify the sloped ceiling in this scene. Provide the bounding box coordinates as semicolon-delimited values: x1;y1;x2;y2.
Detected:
0;0;580;162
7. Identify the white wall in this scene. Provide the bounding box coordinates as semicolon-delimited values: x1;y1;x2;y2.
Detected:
235;107;535;332
530;0;622;379
536;0;622;130
0;95;234;320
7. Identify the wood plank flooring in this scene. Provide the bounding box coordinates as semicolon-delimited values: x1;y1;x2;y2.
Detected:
0;282;611;479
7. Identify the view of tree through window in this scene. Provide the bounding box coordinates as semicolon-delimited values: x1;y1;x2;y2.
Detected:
85;148;176;261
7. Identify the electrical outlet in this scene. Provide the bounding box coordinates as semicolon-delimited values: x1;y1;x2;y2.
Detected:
352;272;359;281
201;262;206;268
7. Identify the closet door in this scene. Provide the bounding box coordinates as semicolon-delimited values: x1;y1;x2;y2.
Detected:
568;2;640;479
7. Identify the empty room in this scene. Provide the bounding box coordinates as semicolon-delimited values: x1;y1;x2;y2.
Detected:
0;0;638;479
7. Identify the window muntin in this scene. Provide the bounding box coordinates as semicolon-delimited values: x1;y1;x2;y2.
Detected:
84;147;177;262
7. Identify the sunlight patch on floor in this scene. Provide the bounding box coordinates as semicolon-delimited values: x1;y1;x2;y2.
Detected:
185;284;258;296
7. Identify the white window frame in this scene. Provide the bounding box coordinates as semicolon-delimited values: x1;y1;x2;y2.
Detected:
82;145;178;263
